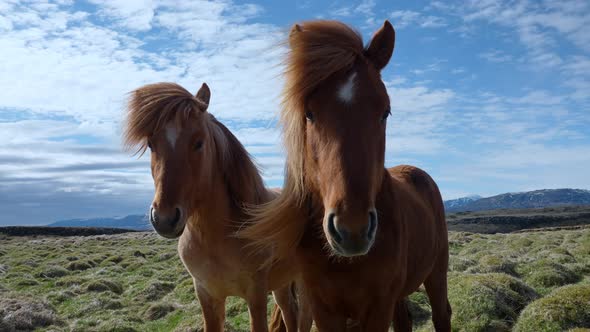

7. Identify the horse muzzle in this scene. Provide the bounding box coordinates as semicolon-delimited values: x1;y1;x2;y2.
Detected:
149;206;186;239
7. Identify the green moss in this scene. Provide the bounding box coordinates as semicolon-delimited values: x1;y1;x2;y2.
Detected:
467;254;517;276
448;273;538;331
514;284;590;332
517;260;580;293
407;290;432;327
172;278;196;304
55;276;89;287
144;303;176;321
96;318;138;332
156;252;176;261
70;318;99;332
1;228;587;332
0;296;59;331
139;281;175;301
565;262;590;276
46;290;77;304
85;280;124;294
449;256;476;272
16;278;39;287
66;261;92;271
226;297;249;317
507;236;534;250
106;255;124;264
37;266;69;279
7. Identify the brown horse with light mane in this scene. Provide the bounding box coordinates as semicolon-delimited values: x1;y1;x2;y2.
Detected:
123;82;307;332
241;20;451;331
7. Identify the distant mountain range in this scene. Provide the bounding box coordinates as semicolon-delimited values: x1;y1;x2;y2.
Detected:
48;215;150;230
445;189;590;213
45;189;590;229
443;195;483;211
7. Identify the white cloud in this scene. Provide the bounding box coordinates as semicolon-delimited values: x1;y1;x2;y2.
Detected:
385;82;455;157
410;61;444;75
479;50;512;63
1;0;589;224
87;0;156;31
420;15;447;28
390;10;446;29
0;0;289;224
332;6;352;17
390;10;421;28
0;0;283;124
446;0;589;55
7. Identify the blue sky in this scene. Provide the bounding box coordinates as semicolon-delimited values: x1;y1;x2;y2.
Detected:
0;0;589;225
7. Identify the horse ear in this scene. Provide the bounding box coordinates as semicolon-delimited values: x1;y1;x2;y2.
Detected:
288;23;302;47
195;83;210;111
365;20;395;71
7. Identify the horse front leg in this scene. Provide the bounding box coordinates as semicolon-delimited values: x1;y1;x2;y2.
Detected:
196;285;226;332
247;287;270;332
392;298;412;332
296;283;313;332
272;283;298;332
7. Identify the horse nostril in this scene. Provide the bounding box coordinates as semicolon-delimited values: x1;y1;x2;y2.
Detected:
150;207;158;223
327;213;343;244
172;207;181;225
367;211;378;240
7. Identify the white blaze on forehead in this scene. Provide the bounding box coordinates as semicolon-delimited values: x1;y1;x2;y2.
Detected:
165;122;180;149
338;71;357;103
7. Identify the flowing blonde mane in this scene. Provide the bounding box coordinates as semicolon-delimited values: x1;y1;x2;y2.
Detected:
240;21;366;260
123;82;266;207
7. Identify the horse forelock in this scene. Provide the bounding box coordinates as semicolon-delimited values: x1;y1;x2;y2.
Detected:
123;82;206;156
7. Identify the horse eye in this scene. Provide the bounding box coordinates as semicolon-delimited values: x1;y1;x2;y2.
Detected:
381;107;391;123
305;111;314;122
194;141;203;151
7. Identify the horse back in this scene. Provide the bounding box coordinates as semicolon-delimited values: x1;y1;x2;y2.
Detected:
388;165;446;227
386;165;448;294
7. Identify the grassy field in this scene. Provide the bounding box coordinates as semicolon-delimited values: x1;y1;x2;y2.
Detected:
1;227;589;331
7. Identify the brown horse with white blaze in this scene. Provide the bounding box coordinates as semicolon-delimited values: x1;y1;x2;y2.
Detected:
241;20;451;331
123;82;306;332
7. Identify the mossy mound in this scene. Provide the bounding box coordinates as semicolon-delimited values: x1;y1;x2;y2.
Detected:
46;290;77;304
37;265;69;279
144;303;176;320
85;279;124;294
139;281;176;301
448;256;476;272
514;283;590;331
448;273;538;331
517;260;580;293
67;261;93;271
466;254;517;276
0;296;59;331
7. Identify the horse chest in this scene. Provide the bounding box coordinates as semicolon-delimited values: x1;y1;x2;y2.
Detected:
178;233;254;298
297;231;404;317
304;262;392;317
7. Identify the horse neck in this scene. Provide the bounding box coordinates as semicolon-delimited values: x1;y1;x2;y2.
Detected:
186;163;236;239
375;168;404;229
